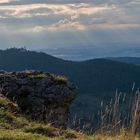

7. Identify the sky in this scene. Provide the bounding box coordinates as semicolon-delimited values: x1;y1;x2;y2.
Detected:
0;0;140;59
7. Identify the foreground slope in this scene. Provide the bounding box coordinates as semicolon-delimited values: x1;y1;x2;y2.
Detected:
0;94;91;140
0;94;139;140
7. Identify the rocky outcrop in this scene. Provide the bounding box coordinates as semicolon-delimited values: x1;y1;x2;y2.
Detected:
0;70;76;128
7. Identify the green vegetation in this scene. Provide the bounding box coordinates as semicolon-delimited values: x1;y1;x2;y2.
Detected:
0;95;91;140
0;94;140;140
53;74;67;84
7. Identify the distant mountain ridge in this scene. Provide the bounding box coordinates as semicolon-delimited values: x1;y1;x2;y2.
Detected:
38;43;140;60
0;48;140;96
1;48;140;117
107;57;140;65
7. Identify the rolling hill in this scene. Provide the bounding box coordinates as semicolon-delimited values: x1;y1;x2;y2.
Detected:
1;48;140;116
107;57;140;65
0;48;140;95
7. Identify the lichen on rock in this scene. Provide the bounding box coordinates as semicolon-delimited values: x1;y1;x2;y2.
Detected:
0;70;76;128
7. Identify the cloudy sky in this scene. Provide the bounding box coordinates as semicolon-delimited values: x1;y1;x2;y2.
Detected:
0;0;140;59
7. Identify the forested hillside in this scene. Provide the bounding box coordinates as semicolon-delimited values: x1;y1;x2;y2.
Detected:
0;48;140;96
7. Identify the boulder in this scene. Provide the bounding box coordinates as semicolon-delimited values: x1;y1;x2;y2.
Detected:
0;70;76;128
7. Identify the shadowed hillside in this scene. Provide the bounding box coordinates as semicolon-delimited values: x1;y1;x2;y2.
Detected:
107;57;140;65
0;48;140;96
1;48;140;119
